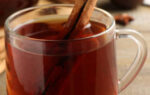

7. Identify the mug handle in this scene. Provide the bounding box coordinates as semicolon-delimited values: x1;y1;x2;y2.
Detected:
115;29;147;93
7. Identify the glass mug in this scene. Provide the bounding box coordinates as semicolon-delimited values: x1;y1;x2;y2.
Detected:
4;4;147;95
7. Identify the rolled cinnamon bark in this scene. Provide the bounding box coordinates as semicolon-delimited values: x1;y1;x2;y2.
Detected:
42;0;98;94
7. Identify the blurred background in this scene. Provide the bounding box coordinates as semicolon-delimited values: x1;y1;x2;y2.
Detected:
0;0;150;95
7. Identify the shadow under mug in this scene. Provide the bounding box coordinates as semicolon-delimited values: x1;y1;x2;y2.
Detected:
4;4;147;95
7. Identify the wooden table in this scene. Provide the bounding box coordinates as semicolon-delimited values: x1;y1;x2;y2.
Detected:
0;0;150;95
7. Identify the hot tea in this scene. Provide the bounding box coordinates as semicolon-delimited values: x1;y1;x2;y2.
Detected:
6;17;118;95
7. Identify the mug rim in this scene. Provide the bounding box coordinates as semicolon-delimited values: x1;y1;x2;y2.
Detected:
5;4;115;42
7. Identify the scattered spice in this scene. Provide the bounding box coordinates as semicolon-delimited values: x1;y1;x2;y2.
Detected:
114;13;134;25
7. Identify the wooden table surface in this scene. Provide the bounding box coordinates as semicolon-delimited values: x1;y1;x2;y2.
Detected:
0;0;150;95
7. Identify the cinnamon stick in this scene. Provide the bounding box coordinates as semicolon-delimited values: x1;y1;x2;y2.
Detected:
42;0;98;94
59;0;98;39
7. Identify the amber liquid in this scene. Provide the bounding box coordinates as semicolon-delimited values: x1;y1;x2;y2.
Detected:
6;18;118;95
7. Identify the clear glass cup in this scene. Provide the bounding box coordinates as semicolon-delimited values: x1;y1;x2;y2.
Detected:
4;4;147;95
